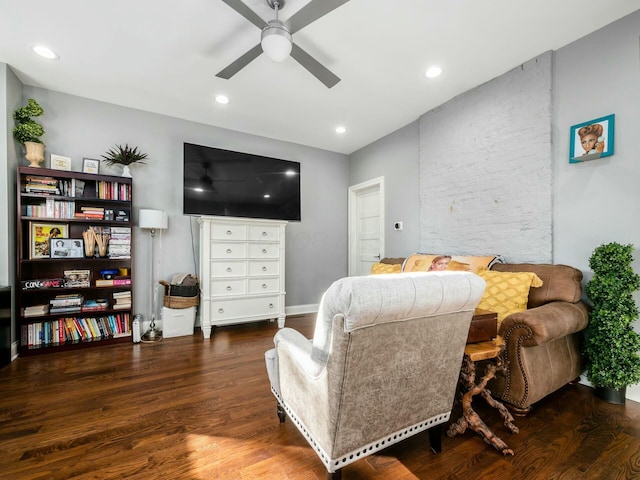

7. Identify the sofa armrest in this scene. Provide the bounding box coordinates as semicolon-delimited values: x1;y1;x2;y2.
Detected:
498;301;589;347
274;327;326;378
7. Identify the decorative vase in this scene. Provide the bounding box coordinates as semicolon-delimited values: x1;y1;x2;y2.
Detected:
24;142;45;167
121;165;132;177
595;386;626;405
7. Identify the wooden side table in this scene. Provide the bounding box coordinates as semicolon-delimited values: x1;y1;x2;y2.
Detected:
447;337;519;455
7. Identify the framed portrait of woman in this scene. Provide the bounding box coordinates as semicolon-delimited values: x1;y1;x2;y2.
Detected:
29;222;69;259
569;114;615;163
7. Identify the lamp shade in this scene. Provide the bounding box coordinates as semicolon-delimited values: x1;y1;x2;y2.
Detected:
261;21;292;62
139;209;168;230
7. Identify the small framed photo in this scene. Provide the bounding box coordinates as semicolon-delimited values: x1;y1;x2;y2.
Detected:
569;114;615;163
30;222;69;259
50;154;72;171
83;158;100;174
50;238;85;259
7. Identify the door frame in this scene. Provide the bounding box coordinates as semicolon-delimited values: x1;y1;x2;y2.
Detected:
348;176;385;276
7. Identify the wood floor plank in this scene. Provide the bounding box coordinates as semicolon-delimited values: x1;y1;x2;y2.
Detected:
1;314;640;479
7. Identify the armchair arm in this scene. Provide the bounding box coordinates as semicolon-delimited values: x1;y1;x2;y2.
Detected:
274;327;326;378
499;301;589;348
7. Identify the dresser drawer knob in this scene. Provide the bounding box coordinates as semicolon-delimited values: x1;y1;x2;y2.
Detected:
262;248;267;254
262;266;267;272
262;284;267;289
226;248;232;254
262;231;267;236
218;308;224;313
226;230;232;235
226;267;232;272
269;303;274;309
226;285;232;291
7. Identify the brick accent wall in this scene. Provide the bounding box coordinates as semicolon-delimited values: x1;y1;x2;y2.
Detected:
418;52;553;263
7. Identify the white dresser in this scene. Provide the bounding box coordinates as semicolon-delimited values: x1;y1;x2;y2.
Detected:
199;216;286;337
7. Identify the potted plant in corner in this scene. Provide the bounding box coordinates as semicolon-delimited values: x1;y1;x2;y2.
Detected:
584;242;640;404
101;144;148;177
13;98;45;167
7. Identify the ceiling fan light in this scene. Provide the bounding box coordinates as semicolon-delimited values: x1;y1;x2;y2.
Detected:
261;21;292;62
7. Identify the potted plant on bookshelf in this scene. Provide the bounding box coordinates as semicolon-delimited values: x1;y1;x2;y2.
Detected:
583;242;640;404
13;98;45;167
101;144;148;177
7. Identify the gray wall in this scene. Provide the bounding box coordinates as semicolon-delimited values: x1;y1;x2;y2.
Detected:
552;10;640;401
349;122;420;257
14;87;350;333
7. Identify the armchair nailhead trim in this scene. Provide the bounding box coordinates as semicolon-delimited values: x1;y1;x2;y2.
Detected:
501;324;533;407
272;387;450;473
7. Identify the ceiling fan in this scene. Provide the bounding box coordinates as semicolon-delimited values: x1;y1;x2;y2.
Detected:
216;0;350;88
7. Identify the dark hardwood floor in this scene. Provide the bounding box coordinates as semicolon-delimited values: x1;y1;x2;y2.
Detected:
1;314;639;480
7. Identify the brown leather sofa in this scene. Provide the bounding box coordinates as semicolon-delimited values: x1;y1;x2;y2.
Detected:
488;263;590;415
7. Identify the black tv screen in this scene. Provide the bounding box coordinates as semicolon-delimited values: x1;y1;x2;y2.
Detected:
183;143;301;221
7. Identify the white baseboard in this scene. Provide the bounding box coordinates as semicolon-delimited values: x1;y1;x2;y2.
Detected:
285;304;319;316
11;340;19;361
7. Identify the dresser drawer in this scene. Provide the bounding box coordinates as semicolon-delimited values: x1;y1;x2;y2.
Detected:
249;225;280;241
211;242;248;259
212;296;281;320
249;243;279;259
210;223;247;241
248;278;279;294
211;260;247;277
248;260;280;276
211;279;247;296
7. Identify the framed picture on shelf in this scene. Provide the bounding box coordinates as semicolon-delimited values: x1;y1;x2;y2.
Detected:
569;114;615;163
29;222;69;259
50;238;84;259
50;154;72;171
83;158;100;174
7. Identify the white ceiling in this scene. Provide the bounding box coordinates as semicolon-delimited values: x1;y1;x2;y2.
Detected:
1;1;637;155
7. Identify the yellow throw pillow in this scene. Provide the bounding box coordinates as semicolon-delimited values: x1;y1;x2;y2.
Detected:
476;269;544;325
370;263;402;274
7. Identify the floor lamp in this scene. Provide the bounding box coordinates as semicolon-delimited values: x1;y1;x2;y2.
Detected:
138;208;168;343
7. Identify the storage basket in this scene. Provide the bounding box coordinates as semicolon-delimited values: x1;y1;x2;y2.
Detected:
160;279;200;309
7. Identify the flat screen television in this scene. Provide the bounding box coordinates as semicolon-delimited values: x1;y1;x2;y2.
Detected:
183;143;301;221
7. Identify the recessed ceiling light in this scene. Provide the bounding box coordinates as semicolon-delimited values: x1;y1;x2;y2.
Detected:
31;45;59;60
264;194;271;198
215;94;229;104
335;126;346;134
425;66;442;78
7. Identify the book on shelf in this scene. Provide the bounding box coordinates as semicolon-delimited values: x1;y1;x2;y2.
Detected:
63;270;91;288
23;304;49;317
95;277;131;287
81;299;108;311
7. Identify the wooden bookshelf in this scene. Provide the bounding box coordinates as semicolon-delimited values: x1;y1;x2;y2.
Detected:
16;166;134;355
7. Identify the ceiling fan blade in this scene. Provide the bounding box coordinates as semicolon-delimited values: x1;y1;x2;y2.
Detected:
290;43;340;89
286;0;351;34
221;0;268;29
216;43;263;79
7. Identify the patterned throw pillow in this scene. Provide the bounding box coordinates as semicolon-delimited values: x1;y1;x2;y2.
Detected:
370;263;402;274
476;269;544;325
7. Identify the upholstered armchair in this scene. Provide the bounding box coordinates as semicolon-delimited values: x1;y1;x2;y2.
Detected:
265;272;486;479
488;263;590;415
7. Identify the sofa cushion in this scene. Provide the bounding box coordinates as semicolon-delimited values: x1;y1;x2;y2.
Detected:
403;253;501;273
476;269;543;325
491;263;583;308
370;263;402;274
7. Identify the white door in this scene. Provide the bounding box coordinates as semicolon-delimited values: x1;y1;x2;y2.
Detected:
348;177;385;276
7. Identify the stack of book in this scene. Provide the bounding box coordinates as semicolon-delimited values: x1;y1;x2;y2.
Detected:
74;206;104;220
23;304;49;317
112;291;132;310
108;227;131;259
81;298;108;312
23;176;60;195
49;293;83;314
